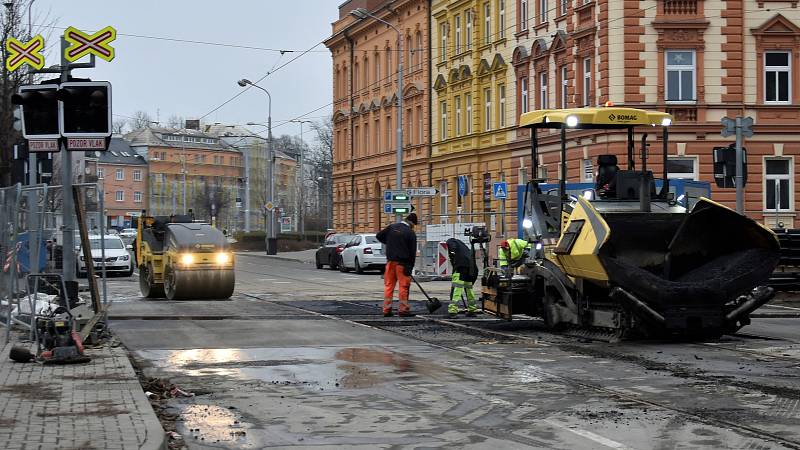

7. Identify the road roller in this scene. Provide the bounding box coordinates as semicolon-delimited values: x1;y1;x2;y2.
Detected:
482;106;780;339
135;211;235;300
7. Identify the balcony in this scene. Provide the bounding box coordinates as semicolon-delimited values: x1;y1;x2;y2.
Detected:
662;0;697;15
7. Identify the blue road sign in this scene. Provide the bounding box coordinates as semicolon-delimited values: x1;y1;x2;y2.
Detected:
493;182;507;199
458;176;467;197
384;190;393;201
384;203;393;213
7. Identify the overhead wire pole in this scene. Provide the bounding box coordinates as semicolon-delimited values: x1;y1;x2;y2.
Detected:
351;8;404;216
290;119;311;238
238;79;276;253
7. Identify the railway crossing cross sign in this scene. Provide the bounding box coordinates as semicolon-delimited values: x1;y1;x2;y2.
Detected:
5;35;45;72
64;26;117;62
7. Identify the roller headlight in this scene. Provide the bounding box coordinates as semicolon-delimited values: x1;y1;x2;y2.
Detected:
535;242;544;251
181;254;194;265
661;118;672;127
216;252;231;264
522;218;533;229
566;115;579;127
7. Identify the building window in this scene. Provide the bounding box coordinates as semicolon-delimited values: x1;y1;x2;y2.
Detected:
560;65;568;108
97;167;104;179
484;2;491;45
440;22;448;62
455;15;462;54
539;71;548;109
455;96;463;136
521;0;528;31
765;51;791;104
560;0;568;15
115;191;124;202
484;88;492;131
374;52;381;86
499;0;505;39
539;0;548;23
765;158;792;211
134;191;142;203
499;84;506;127
667;157;698;180
386;116;392;150
417;105;423;144
439;180;448;216
582;159;594;182
115;168;124;180
386;48;392;79
132;169;141;181
665;50;696;102
415;33;423;68
466;10;473;50
583;57;592;106
441;101;448;140
521;77;529;113
466;94;473;134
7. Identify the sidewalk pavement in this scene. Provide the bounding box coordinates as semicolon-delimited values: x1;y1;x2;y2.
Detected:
0;342;165;450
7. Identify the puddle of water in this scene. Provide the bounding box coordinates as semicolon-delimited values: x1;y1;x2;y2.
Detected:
138;346;453;391
178;404;257;448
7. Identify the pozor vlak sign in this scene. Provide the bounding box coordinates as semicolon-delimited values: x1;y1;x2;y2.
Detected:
12;80;112;151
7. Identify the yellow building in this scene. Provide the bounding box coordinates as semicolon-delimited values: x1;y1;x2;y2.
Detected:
430;0;518;234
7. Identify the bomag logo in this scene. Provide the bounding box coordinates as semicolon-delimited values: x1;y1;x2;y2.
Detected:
609;113;638;122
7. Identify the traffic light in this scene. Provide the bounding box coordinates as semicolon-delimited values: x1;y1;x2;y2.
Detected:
58;81;112;137
713;144;747;188
11;84;60;139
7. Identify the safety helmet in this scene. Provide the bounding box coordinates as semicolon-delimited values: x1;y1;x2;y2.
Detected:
500;240;509;250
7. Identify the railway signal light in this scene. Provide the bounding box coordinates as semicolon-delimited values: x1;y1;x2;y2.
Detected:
11;84;60;139
58;81;112;137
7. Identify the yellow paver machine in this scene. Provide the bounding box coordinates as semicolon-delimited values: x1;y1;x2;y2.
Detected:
482;107;779;338
135;212;235;300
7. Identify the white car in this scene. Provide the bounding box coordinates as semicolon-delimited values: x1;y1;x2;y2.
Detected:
339;234;386;274
119;228;137;239
76;235;134;277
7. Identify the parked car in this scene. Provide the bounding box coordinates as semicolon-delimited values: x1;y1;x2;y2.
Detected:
315;233;353;270
76;234;134;277
338;234;386;274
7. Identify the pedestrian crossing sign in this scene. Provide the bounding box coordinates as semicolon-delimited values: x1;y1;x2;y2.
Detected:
492;182;507;199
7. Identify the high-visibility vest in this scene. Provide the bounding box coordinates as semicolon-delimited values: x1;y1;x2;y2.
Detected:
499;239;530;267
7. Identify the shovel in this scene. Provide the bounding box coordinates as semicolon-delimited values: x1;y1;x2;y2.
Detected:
411;275;442;313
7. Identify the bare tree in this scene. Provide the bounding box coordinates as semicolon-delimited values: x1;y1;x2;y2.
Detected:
128;110;154;130
304;117;333;231
166;114;184;129
193;182;232;223
112;119;127;134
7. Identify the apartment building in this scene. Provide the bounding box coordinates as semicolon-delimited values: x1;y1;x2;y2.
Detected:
325;0;432;232
85;137;148;229
125;126;244;230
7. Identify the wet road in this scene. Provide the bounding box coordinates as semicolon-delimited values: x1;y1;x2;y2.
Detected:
108;255;800;449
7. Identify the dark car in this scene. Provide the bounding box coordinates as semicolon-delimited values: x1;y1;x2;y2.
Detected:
315;233;353;270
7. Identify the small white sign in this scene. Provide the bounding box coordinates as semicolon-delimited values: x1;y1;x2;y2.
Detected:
29;139;59;152
67;138;105;150
407;187;437;197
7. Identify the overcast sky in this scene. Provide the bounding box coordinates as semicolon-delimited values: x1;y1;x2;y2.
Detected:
34;0;338;140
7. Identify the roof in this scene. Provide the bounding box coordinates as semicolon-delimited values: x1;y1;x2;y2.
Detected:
94;138;148;166
519;107;674;129
124;126;230;151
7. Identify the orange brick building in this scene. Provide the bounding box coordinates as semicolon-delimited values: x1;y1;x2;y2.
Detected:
85;138;149;229
125;127;244;230
326;0;432;232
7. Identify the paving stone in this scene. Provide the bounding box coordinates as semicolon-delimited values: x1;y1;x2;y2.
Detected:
0;343;165;450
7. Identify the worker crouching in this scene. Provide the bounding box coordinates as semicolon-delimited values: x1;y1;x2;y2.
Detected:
499;238;532;276
376;213;418;317
446;238;479;318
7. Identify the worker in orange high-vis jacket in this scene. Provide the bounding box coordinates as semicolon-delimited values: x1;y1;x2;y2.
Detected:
376;213;418;317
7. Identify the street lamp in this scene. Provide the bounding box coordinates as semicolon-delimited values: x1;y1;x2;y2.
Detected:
350;7;404;194
290;119;312;238
238;78;277;254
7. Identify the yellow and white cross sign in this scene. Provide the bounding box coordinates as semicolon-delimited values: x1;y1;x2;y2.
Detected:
5;35;45;72
64;26;116;62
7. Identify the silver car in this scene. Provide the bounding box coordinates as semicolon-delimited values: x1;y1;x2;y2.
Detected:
339;234;386;274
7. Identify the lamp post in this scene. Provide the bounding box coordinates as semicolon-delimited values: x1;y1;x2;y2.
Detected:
350;7;404;194
290;119;312;238
238;79;277;254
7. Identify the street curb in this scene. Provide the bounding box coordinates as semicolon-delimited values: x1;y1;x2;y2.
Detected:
234;251;312;264
112;345;168;450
